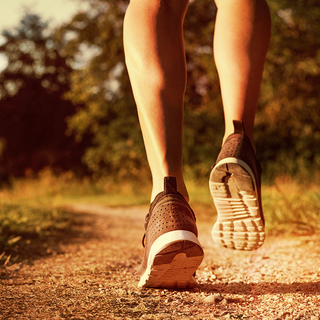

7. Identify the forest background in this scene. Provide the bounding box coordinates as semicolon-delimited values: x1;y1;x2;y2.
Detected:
0;0;320;185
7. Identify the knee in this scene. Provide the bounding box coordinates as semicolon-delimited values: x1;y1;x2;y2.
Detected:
128;0;189;20
215;0;270;25
159;0;189;17
215;0;269;11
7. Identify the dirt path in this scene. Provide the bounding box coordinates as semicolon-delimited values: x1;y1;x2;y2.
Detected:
1;204;320;319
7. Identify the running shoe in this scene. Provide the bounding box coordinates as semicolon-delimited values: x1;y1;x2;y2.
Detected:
137;176;204;288
209;120;265;251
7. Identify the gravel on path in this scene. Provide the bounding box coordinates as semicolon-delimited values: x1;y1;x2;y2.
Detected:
1;204;319;319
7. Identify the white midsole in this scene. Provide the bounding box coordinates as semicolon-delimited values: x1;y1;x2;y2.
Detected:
147;230;201;269
138;230;201;287
211;157;257;192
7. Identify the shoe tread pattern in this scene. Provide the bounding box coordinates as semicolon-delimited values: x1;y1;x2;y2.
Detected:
210;121;265;251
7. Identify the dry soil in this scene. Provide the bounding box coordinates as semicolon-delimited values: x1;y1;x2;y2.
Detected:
1;204;319;319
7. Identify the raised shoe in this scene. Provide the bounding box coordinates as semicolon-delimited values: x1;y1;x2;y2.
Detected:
209;120;265;251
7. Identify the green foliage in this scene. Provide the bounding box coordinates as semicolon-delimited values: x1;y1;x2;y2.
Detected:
0;14;69;100
5;167;150;206
56;1;148;180
0;200;75;265
262;177;320;235
257;0;320;180
0;14;86;177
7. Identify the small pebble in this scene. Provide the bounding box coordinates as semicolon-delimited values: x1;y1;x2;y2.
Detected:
203;293;224;304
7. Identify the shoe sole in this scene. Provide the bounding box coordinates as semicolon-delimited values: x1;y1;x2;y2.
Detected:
209;157;265;251
138;230;204;288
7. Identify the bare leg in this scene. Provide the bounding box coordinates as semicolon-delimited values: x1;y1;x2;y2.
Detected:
209;0;270;251
214;0;271;149
123;0;189;201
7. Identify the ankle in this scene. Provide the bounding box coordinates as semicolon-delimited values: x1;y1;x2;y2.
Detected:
223;123;256;153
151;176;189;203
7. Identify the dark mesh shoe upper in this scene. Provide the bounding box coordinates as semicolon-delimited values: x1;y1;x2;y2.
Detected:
138;177;198;274
216;120;261;178
215;121;261;188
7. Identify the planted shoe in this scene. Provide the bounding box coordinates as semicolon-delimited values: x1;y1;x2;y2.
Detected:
209;120;265;251
137;176;204;288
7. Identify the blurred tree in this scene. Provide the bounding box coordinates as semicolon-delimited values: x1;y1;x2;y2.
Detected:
257;0;320;180
0;14;87;177
56;1;148;180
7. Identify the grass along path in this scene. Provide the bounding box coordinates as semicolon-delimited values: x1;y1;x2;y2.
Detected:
1;203;319;319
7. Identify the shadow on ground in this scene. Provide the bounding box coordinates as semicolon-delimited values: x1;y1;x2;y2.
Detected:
200;281;320;295
0;209;99;269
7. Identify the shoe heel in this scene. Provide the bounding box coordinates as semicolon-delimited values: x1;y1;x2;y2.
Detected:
139;231;204;288
153;240;203;265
